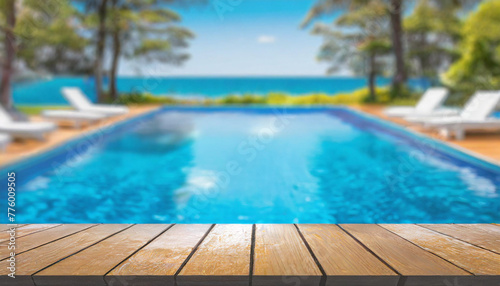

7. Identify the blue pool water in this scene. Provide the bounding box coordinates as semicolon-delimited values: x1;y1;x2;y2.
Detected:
12;76;432;105
2;108;500;223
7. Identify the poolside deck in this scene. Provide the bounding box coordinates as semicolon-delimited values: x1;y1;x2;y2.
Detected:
353;105;500;165
1;224;499;286
0;105;161;168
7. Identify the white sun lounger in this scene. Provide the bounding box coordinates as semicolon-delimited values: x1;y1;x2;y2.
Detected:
409;91;500;140
384;87;459;117
62;87;129;117
42;110;106;128
0;105;57;141
0;133;11;152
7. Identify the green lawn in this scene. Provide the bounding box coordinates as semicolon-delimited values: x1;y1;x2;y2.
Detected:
16;105;71;115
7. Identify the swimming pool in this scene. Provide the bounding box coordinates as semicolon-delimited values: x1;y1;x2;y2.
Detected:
2;107;499;223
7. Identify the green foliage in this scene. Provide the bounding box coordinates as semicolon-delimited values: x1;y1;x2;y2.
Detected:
307;0;393;102
216;94;267;105
138;8;180;23
389;84;415;100
108;1;194;64
15;86;422;114
404;0;463;78
15;0;91;73
16;105;71;115
113;87;397;106
311;1;391;75
116;92;181;104
443;0;500;93
389;97;419;106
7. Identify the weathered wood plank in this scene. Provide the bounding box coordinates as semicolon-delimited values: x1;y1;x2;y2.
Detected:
177;224;252;286
0;224;61;242
381;224;500;275
419;224;500;254
1;223;497;286
298;224;399;286
341;224;471;286
253;224;322;286
33;224;170;286
106;224;212;286
0;224;27;232
0;224;95;259
0;224;130;286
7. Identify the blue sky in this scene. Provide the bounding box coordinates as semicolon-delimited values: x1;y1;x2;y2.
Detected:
120;0;333;76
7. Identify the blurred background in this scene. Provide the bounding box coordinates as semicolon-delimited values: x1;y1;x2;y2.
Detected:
0;0;498;110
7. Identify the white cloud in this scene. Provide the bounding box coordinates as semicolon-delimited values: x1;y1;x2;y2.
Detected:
257;35;276;44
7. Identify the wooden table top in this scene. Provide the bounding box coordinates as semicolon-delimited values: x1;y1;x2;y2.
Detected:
1;224;499;286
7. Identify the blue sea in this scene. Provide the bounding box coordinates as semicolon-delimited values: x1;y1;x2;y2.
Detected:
13;76;432;105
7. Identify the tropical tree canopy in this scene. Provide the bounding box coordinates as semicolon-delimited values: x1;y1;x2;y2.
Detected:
15;0;91;74
107;1;194;65
404;0;462;79
443;0;500;93
103;0;195;100
304;0;407;98
310;0;392;101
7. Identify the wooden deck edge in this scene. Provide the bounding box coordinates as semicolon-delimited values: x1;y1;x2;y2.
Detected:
2;224;500;286
4;274;500;286
176;275;249;286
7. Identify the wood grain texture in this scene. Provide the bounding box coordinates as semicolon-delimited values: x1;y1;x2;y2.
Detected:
106;224;212;286
381;224;500;275
419;224;500;254
0;224;95;259
298;224;399;286
340;224;470;280
178;224;252;286
0;224;27;232
253;224;322;286
0;224;61;242
0;224;130;277
1;224;497;286
34;224;170;286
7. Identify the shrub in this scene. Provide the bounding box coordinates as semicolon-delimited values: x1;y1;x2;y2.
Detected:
117;92;181;105
102;86;421;107
217;94;267;105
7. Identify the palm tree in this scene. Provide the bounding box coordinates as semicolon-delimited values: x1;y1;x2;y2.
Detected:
95;0;108;103
80;0;109;103
107;0;195;100
309;1;391;101
303;0;407;96
389;0;406;90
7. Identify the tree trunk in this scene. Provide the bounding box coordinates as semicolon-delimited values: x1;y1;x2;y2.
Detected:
94;0;108;103
417;32;430;78
389;0;406;94
0;0;16;110
109;28;121;101
368;53;376;102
